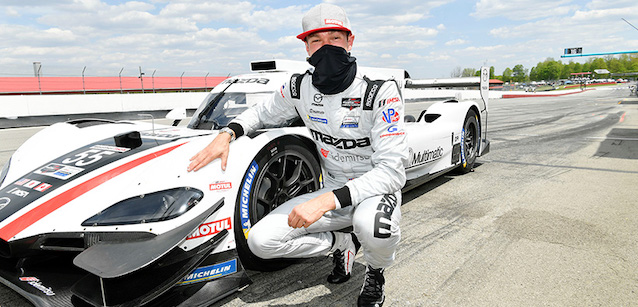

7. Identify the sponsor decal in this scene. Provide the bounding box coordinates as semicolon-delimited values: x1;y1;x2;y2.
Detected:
141;132;182;139
180;259;237;285
187;217;232;240
341;98;361;110
23;180;40;189
310;129;371;149
374;194;397;238
280;84;286;98
378;96;401;108
91;144;130;153
452;132;460;144
380;124;405;138
266;142;278;156
290;75;299;97
0;197;10;211
19;277;55;296
308;115;328;124
240;161;259;239
320;148;329;158
6;188;29;198
19;277;39;282
37;163;63;173
313;93;323;104
382;108;400;123
223;78;269;85
386;97;400;104
329;152;370;163
380;132;405;138
15;179;53;192
407;147;444;168
309;109;324;115
209;182;232;191
324;18;344;27
34;163;84;180
365;83;379;110
340;116;359;128
14;178;30;186
34;183;53;192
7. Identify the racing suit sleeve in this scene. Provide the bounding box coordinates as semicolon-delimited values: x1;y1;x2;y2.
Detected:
333;81;409;207
229;82;299;137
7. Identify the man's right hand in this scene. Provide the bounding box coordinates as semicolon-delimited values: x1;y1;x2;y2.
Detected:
187;132;232;172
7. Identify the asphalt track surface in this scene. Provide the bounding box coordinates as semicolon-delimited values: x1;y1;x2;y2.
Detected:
1;86;637;306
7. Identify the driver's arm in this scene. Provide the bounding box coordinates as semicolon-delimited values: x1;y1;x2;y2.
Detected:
188;82;298;172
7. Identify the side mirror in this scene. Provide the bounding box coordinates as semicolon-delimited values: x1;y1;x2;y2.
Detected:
166;108;186;126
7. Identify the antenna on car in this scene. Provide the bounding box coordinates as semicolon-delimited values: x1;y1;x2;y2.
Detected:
138;113;155;135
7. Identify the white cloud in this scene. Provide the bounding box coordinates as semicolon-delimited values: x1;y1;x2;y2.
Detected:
445;39;468;46
472;0;579;21
4;6;19;17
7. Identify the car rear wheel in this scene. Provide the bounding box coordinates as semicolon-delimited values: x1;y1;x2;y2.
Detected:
234;136;321;271
456;109;479;174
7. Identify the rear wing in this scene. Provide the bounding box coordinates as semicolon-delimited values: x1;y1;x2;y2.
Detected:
404;66;489;111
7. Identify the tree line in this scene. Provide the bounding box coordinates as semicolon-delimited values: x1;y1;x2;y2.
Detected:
451;54;638;83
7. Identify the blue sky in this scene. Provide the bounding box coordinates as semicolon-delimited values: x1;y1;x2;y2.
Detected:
1;0;637;79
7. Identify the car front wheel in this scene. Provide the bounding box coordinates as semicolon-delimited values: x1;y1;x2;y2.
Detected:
234;136;321;270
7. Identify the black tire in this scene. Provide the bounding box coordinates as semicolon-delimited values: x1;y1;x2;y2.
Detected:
234;136;322;271
456;109;479;174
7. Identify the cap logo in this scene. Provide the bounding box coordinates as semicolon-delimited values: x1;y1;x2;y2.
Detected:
324;19;343;27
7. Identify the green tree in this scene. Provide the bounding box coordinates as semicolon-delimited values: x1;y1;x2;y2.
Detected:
502;68;513;82
608;58;626;73
541;60;561;80
512;64;527;82
529;66;538;81
590;58;607;71
461;68;476;77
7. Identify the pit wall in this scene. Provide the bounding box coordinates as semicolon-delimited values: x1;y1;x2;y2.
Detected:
0;92;209;118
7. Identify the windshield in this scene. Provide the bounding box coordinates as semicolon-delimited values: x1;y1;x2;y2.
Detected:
188;91;274;130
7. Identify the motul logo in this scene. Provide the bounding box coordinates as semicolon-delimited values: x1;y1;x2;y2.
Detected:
210;182;232;191
324;19;343;27
188;217;232;240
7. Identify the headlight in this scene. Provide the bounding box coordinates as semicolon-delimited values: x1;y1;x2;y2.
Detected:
0;158;11;187
82;187;203;226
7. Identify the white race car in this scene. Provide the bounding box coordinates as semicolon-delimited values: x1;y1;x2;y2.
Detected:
0;60;489;306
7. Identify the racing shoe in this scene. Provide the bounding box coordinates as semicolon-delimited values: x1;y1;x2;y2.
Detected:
357;266;385;307
327;232;360;284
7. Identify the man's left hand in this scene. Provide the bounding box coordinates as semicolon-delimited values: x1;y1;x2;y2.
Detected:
288;192;336;228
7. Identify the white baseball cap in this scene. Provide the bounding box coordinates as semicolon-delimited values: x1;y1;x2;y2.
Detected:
297;3;352;41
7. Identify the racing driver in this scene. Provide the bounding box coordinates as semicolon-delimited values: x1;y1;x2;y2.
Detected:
188;3;408;306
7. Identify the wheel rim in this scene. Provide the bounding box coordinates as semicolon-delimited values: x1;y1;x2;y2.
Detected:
251;151;320;222
464;120;478;161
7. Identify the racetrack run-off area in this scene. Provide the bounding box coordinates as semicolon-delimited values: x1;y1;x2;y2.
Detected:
1;84;637;306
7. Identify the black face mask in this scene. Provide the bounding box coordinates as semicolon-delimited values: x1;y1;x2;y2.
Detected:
307;44;357;95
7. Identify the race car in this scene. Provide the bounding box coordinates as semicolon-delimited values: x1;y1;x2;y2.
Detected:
0;59;489;306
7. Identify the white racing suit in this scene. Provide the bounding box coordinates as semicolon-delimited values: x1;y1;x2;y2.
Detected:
230;68;408;269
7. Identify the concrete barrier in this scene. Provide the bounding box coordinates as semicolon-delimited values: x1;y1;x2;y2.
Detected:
0;92;209;118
